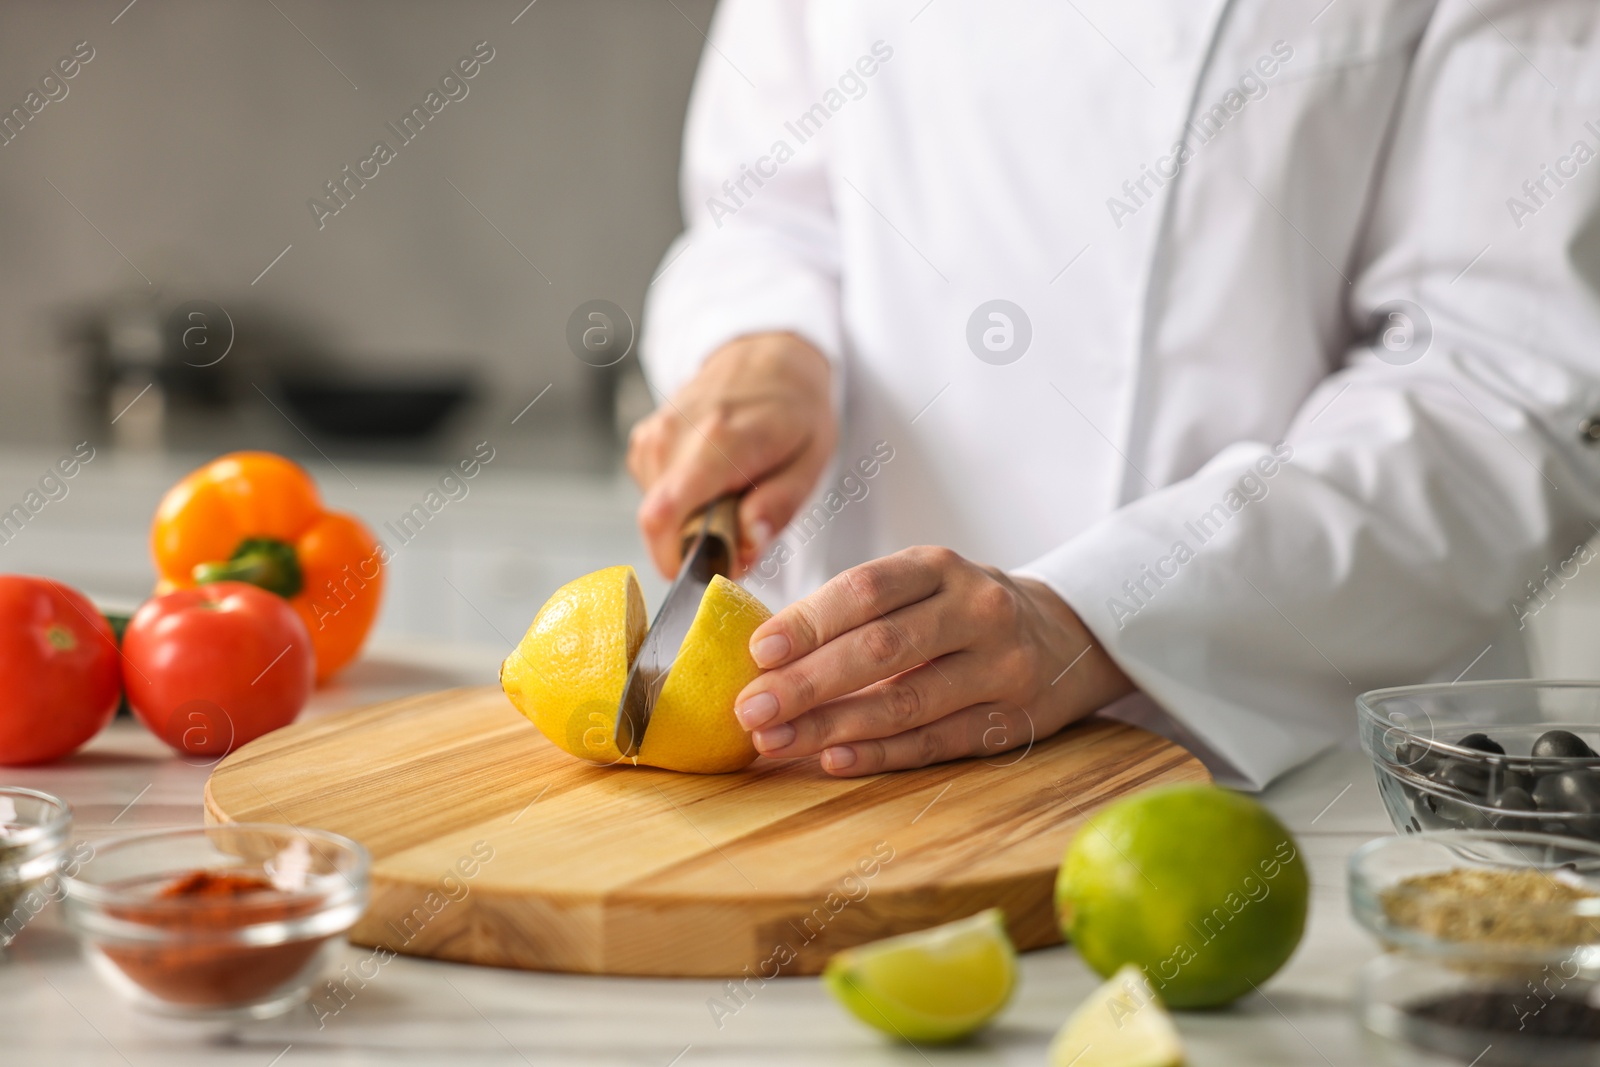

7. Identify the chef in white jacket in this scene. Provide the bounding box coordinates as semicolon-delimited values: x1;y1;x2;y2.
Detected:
628;0;1600;788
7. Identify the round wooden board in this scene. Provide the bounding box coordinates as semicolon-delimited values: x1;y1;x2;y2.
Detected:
205;686;1208;977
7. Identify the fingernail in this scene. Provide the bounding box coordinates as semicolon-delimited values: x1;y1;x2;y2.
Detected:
735;691;779;729
751;633;790;667
750;519;774;551
753;722;795;752
822;746;856;771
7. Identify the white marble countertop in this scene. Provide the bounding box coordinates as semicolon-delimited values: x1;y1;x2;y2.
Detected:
0;635;1423;1067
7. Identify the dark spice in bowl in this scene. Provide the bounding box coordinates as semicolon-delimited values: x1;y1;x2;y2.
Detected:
1408;990;1600;1039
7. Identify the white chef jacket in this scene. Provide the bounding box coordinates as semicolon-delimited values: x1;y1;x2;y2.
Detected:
641;0;1600;789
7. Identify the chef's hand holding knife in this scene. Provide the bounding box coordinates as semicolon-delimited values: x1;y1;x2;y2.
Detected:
628;331;1134;776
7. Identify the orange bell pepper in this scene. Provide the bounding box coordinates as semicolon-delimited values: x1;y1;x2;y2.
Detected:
150;452;384;683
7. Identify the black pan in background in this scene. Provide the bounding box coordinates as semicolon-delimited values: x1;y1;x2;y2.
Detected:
274;372;474;439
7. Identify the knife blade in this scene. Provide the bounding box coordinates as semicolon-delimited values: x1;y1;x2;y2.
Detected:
614;494;741;757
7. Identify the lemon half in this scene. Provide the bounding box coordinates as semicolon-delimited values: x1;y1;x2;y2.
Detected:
500;565;767;774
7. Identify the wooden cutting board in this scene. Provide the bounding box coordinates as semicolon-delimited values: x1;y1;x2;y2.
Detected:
205;686;1207;977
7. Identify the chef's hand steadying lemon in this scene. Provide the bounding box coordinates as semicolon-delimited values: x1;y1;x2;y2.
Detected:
627;331;835;578
733;547;1136;775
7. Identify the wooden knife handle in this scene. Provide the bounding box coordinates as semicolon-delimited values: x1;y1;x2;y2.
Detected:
679;494;741;561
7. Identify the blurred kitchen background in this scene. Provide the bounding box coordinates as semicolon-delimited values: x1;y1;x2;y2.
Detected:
2;0;1599;681
0;0;719;655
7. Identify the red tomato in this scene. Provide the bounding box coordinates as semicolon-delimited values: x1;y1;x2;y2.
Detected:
123;582;314;758
0;575;121;765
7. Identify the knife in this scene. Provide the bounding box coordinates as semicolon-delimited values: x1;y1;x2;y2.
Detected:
614;494;742;757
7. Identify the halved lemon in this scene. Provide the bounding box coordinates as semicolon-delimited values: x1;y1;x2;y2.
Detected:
499;565;768;774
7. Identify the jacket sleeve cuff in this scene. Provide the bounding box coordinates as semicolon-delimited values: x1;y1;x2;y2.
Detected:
1013;446;1351;791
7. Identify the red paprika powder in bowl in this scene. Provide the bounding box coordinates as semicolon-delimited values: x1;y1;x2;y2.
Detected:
61;824;368;1019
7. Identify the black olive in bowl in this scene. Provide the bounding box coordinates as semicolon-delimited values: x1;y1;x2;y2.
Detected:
1532;729;1599;759
1456;732;1505;755
1532;769;1600;815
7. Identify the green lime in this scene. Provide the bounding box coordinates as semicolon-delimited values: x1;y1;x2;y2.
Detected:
1055;784;1308;1008
822;908;1017;1043
1049;963;1184;1067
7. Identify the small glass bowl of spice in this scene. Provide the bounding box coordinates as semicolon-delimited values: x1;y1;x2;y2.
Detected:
62;823;368;1020
1350;829;1600;1066
0;787;73;951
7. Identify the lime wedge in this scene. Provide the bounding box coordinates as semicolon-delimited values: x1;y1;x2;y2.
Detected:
822;908;1017;1043
1049;964;1184;1067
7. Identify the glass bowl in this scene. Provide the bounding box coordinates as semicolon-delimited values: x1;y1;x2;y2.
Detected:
1350;831;1600;1065
62;824;369;1020
0;786;73;950
1359;681;1600;842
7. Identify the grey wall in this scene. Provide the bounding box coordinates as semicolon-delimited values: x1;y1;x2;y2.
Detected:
0;0;714;458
